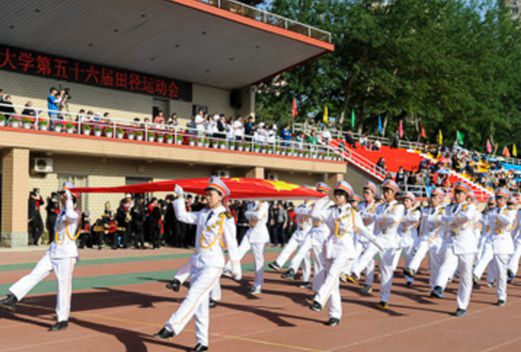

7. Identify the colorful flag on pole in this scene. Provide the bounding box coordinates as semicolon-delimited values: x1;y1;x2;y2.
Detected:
399;120;404;138
322;106;328;124
502;146;511;158
350;109;356;129
513;144;518;157
378;115;383;135
438;129;443;145
456;131;464;145
486;139;492;154
291;97;298;120
420;123;426;139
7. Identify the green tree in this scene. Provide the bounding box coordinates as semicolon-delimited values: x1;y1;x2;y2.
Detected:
256;0;521;149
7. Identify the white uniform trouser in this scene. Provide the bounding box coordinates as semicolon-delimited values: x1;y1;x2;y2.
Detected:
473;244;510;301
314;255;350;319
344;241;375;286
289;236;325;291
225;239;265;290
166;266;222;346
435;248;474;310
9;251;77;322
352;243;399;303
398;244;416;283
508;243;521;276
274;236;311;282
175;261;221;301
408;240;443;289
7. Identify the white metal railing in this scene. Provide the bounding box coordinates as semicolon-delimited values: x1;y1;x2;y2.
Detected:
294;122;521;167
0;103;342;162
327;139;386;180
199;0;332;43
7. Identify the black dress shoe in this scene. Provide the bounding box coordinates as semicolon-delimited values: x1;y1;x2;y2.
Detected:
325;317;340;326
454;308;467;317
431;286;444;299
166;279;181;292
403;267;415;278
497;299;506;307
309;300;322;312
0;293;18;312
281;268;295;280
209;298;217;309
507;269;515;284
49;321;68;331
268;261;281;271
190;343;209;352
154;327;174;339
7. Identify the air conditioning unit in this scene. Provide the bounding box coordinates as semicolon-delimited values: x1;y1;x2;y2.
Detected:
267;173;278;180
34;158;53;173
216;170;230;178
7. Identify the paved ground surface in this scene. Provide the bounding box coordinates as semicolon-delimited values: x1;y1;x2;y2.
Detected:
1;246;521;351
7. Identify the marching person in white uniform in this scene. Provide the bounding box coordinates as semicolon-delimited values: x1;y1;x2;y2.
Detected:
223;200;270;294
309;180;382;325
473;187;516;307
396;192;421;286
268;202;312;286
403;187;447;292
0;182;80;331
430;182;477;317
281;183;333;291
346;179;404;310
340;181;379;294
155;177;240;352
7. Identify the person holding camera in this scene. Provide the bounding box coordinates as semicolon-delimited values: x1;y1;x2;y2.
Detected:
47;87;66;121
28;189;45;245
46;192;60;243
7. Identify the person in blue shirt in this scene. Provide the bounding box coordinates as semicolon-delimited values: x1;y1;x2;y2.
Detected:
47;87;65;120
280;123;292;147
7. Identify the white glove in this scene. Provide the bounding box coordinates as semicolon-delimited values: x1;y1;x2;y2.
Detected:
174;184;184;198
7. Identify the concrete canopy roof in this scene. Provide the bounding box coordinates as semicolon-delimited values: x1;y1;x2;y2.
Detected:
0;0;333;89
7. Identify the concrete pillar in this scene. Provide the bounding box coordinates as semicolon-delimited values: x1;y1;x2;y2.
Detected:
1;148;29;247
326;173;344;189
245;166;264;179
237;86;255;118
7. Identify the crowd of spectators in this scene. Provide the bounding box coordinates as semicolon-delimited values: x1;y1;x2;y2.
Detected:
28;190;298;250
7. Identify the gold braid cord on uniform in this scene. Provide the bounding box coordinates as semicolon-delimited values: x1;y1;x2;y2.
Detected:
54;221;81;245
334;208;357;238
200;213;226;249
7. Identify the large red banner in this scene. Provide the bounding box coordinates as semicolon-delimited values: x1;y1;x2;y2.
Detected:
71;178;325;200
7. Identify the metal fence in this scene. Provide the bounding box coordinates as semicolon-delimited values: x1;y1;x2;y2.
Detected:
0;103;342;162
198;0;332;43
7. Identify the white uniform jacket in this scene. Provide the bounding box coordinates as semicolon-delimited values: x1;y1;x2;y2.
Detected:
485;206;516;255
441;202;478;255
308;198;334;247
418;205;446;248
174;199;240;269
49;197;80;259
369;200;404;250
245;201;270;244
357;200;378;244
291;203;312;242
399;208;421;248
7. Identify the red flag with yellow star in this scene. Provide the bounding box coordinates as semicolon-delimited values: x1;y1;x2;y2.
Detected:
72;178;325;200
